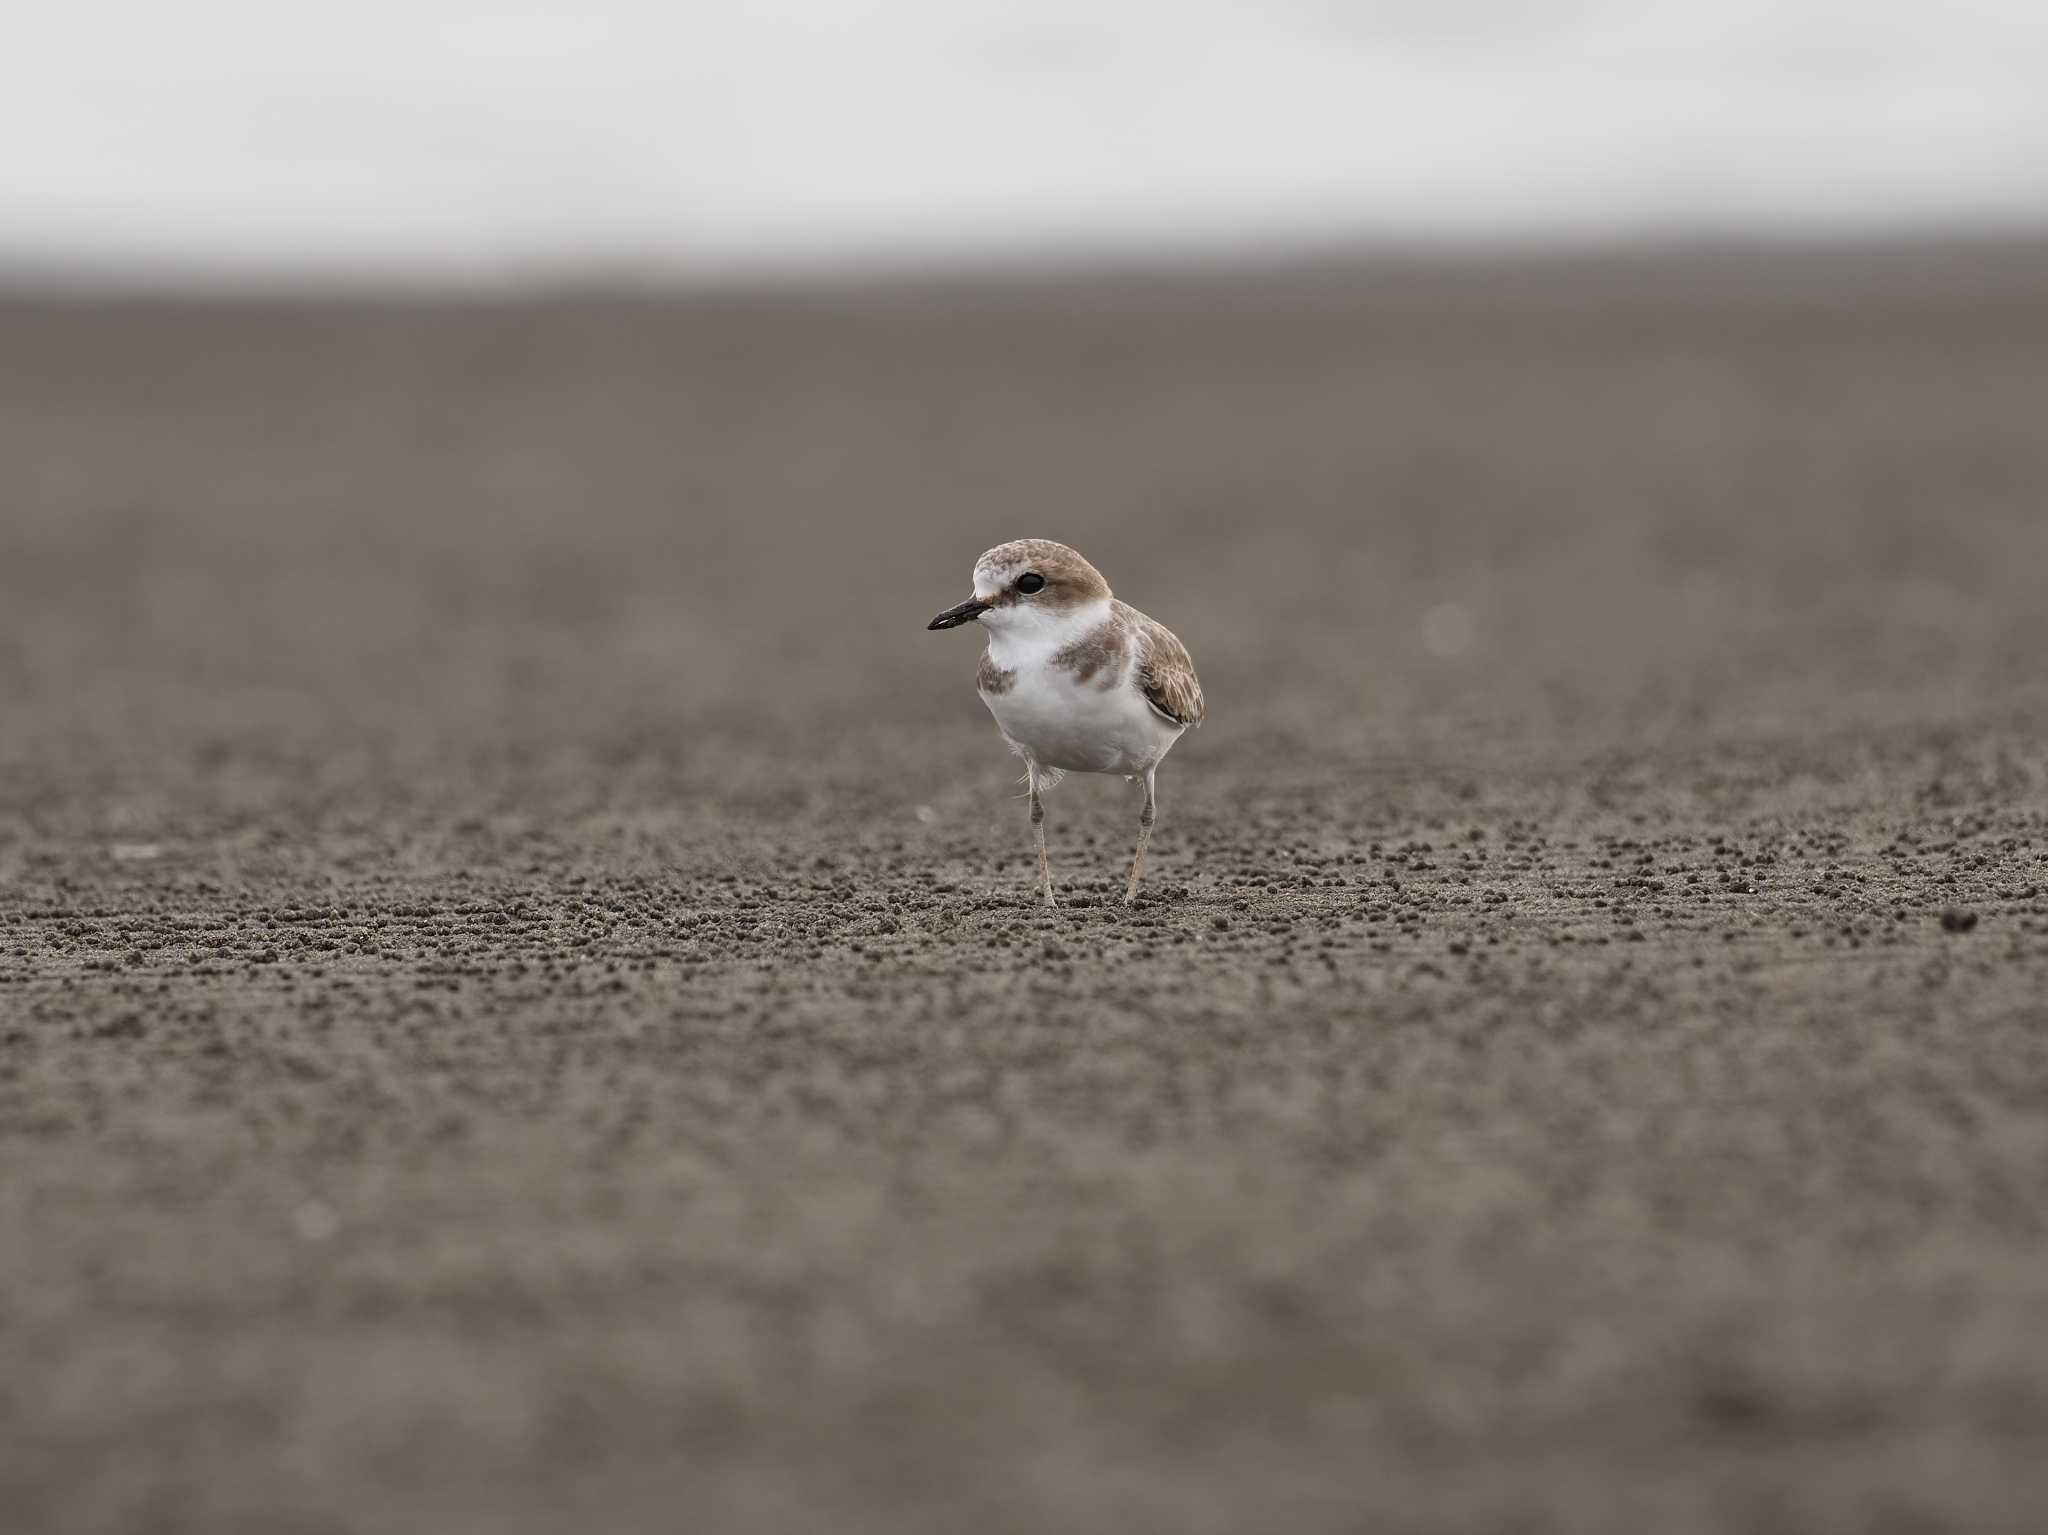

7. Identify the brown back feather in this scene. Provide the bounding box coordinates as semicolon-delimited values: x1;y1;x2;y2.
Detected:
1121;600;1205;727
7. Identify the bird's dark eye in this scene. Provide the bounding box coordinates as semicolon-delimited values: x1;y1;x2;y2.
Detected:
1016;572;1045;594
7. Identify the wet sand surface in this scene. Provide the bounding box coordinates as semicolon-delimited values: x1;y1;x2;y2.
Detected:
4;246;2048;1532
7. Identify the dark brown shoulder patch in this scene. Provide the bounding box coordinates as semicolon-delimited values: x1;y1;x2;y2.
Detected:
1051;611;1129;688
976;651;1015;695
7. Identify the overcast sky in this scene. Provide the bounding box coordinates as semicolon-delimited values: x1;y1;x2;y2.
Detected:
6;0;2047;282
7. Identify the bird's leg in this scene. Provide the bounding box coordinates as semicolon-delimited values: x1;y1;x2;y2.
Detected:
1124;767;1157;906
1029;766;1058;909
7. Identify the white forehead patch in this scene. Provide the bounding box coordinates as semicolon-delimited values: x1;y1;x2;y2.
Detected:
973;556;1019;596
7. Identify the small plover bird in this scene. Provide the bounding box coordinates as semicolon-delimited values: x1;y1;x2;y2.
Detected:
928;539;1204;907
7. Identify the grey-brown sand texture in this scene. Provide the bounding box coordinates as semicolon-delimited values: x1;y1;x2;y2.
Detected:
4;246;2048;1533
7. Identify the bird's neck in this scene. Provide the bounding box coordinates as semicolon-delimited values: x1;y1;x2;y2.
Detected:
983;597;1114;670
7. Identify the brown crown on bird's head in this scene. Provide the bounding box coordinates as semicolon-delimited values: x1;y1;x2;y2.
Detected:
972;540;1112;611
926;538;1115;633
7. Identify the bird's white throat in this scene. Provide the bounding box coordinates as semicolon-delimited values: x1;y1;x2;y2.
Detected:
979;595;1113;669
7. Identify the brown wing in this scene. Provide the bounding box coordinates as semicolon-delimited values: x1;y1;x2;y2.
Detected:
1126;603;1205;727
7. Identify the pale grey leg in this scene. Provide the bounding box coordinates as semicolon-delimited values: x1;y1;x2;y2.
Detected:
1124;767;1157;906
1029;765;1058;909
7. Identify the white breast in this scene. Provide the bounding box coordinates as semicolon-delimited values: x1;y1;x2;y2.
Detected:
977;600;1184;776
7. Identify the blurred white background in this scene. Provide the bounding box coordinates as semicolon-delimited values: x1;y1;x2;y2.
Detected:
5;0;2046;284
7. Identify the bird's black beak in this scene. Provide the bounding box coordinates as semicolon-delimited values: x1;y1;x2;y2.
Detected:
927;598;991;631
